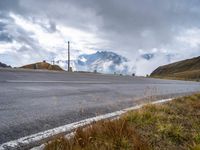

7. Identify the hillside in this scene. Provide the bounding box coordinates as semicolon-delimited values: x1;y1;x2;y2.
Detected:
150;56;200;80
0;62;11;68
20;62;63;71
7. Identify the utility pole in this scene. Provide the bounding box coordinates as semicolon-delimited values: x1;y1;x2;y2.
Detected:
68;41;70;72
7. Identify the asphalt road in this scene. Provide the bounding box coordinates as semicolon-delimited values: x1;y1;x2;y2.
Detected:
0;68;200;144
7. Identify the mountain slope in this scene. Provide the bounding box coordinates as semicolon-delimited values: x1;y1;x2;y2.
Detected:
0;62;11;68
56;51;130;74
150;56;200;80
77;51;129;73
21;62;63;71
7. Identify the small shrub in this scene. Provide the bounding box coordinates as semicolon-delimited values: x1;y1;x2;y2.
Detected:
157;123;185;143
194;134;200;144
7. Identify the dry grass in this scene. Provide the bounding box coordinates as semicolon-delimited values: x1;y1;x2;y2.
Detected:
150;56;200;81
45;120;149;150
45;93;200;150
151;69;200;81
20;62;63;71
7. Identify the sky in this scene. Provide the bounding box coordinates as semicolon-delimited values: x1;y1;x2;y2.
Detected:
0;0;200;75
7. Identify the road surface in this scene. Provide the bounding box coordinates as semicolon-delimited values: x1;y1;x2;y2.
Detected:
0;68;200;144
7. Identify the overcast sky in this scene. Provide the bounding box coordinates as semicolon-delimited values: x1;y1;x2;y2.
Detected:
0;0;200;75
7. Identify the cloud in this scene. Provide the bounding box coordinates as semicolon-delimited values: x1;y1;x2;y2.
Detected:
176;28;200;48
0;32;13;43
0;0;200;74
0;13;53;66
0;12;103;66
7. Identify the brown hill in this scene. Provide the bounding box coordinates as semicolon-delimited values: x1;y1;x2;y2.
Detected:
150;56;200;80
20;62;63;71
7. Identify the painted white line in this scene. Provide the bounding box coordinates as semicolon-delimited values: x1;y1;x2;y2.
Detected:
0;98;172;150
6;80;110;84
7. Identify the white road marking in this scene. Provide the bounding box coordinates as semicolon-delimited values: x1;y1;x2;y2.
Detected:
6;80;111;84
0;98;172;150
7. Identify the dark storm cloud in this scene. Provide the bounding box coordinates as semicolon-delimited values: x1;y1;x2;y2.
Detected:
0;0;23;13
0;32;13;42
89;0;200;51
0;16;12;43
0;0;19;11
0;22;6;31
0;0;200;72
8;0;199;52
2;0;200;35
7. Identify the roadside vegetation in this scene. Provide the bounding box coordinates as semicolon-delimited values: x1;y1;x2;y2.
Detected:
150;56;200;81
151;72;200;82
45;93;200;150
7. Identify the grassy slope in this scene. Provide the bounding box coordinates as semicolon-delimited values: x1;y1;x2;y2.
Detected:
45;93;200;150
150;56;200;81
20;62;63;71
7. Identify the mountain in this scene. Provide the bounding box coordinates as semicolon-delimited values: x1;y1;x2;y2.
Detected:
141;53;175;61
0;62;11;68
141;53;154;60
150;56;200;80
21;61;63;71
56;51;130;74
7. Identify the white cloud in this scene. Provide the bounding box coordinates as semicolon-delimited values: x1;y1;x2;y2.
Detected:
134;55;169;76
1;0;200;74
10;13;104;56
11;13;64;52
0;41;21;54
176;28;200;48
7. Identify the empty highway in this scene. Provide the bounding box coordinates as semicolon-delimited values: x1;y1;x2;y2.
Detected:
0;68;200;144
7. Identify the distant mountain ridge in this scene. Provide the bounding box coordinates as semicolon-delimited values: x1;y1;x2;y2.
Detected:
150;56;200;80
141;53;154;60
0;62;11;68
56;51;130;74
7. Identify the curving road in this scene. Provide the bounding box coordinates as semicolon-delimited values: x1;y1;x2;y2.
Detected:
0;68;200;144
